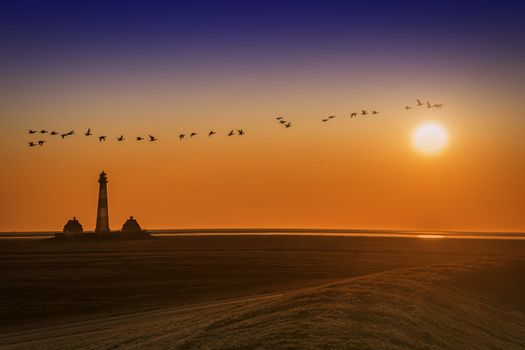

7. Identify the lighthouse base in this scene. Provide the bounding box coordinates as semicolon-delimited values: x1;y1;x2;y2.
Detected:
55;230;152;240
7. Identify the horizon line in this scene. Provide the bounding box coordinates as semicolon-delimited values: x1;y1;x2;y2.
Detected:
1;227;525;237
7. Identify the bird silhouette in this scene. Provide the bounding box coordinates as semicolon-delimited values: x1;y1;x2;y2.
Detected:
99;136;107;141
149;135;157;142
426;101;432;108
238;129;245;135
85;128;92;136
117;135;125;141
361;109;368;116
433;103;443;108
285;122;292;128
322;119;329;122
136;136;144;141
405;106;412;110
328;115;336;119
416;99;424;106
50;131;59;135
279;120;287;124
37;140;46;146
276;117;283;120
40;130;48;134
28;130;36;134
61;131;74;139
372;111;379;115
28;141;36;147
208;131;216;137
179;134;185;140
190;132;198;137
350;113;357;118
228;130;235;136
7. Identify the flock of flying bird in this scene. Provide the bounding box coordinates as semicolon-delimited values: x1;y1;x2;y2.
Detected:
26;99;443;147
315;99;443;124
406;99;443;110
26;128;247;147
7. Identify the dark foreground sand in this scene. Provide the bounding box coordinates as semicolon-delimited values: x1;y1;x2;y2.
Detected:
0;235;524;349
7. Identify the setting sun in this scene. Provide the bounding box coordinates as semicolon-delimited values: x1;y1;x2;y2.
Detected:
412;121;449;155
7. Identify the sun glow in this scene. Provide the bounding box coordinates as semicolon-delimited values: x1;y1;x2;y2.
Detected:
412;122;449;155
416;234;445;239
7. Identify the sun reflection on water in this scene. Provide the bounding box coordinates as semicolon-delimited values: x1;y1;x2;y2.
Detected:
416;234;445;239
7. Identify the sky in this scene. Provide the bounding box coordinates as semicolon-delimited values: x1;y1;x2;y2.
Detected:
1;0;524;232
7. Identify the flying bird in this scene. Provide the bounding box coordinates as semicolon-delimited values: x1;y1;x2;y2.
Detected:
85;128;92;136
416;99;424;106
237;129;245;135
228;130;235;136
433;103;443;108
279;120;287;124
61;131;74;139
322;119;329;122
208;131;216;137
37;140;45;146
350;113;357;118
40;130;48;134
179;134;185;140
149;135;157;142
28;130;37;134
28;142;36;147
405;106;412;110
426;101;432;108
117;135;125;141
328;115;336;119
98;136;107;141
190;132;198;137
372;111;379;115
136;136;144;141
361;109;368;116
50;131;59;135
276;117;283;120
285;122;292;128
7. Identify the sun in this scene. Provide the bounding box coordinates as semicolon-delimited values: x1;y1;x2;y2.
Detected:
412;121;449;155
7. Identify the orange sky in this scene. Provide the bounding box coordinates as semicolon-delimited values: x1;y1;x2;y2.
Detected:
1;66;524;232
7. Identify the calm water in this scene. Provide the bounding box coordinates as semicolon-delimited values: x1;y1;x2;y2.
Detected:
1;230;525;240
153;232;525;240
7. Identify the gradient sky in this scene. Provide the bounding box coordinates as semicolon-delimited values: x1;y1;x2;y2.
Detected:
1;0;524;232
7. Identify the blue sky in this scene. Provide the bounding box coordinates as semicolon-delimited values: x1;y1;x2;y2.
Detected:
1;0;524;73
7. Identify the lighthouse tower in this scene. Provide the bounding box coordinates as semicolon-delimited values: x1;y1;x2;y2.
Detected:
95;171;110;234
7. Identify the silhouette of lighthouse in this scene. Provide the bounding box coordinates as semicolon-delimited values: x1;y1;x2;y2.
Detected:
95;171;110;234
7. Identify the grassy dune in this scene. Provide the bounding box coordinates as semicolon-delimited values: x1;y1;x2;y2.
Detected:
1;236;524;349
2;257;524;349
175;258;525;350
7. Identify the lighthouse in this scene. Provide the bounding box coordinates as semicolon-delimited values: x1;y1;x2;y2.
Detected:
95;171;110;234
55;171;150;240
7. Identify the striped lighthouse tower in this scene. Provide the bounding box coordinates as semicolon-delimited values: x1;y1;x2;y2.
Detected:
95;171;110;234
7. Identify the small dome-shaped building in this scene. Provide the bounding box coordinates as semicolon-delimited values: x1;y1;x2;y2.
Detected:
63;217;83;236
121;216;142;234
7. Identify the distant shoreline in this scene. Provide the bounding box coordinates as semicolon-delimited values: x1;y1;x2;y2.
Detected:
1;228;525;240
